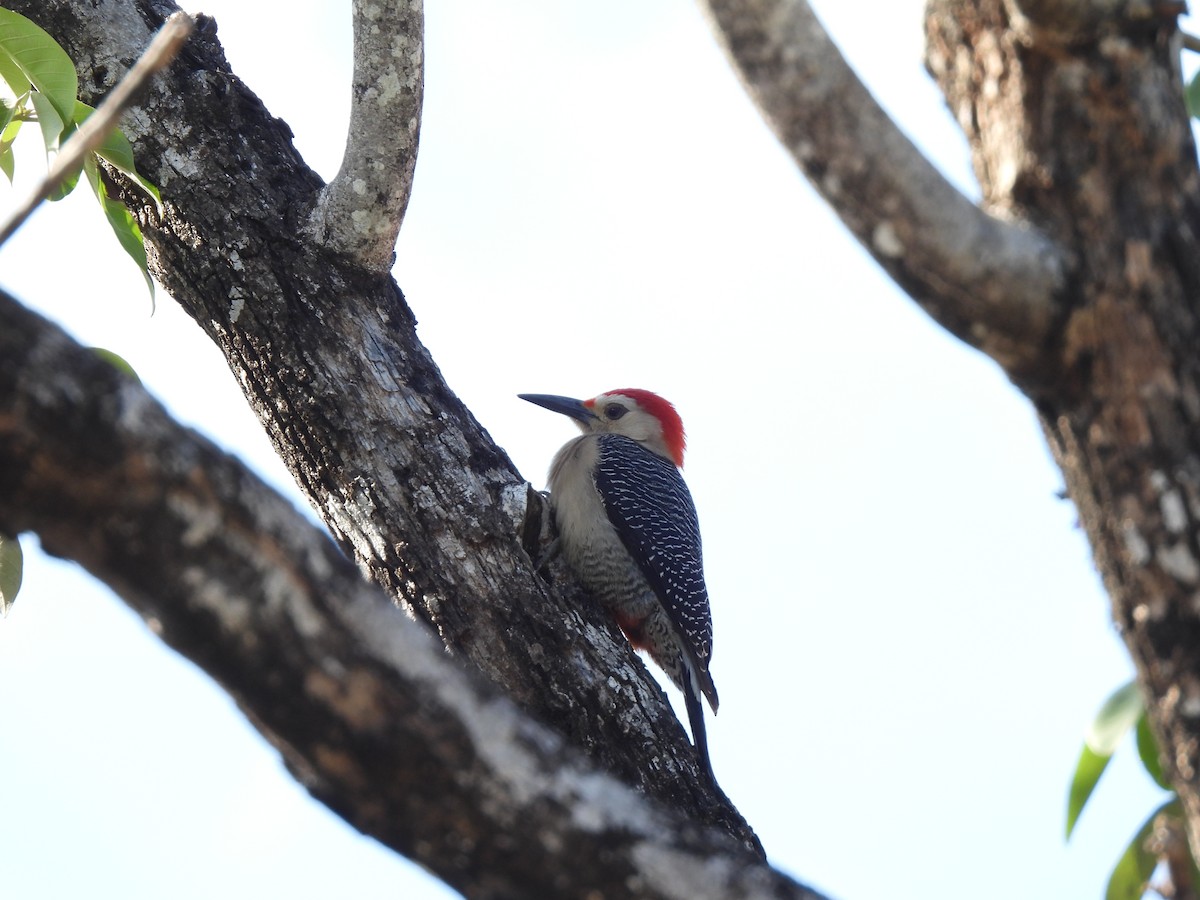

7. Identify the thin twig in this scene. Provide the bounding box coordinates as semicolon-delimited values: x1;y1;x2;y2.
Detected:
1183;31;1200;55
0;12;193;248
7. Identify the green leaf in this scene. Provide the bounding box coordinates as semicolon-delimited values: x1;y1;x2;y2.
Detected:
1;113;22;145
0;9;76;129
90;347;141;383
1067;682;1145;839
1106;798;1178;900
1087;682;1144;754
1189;71;1200;120
84;156;154;300
0;45;29;103
47;150;81;200
28;87;64;152
1136;713;1171;791
0;533;23;617
1068;743;1114;839
75;102;162;214
0;113;21;181
29;89;82;200
0;101;12;183
1105;820;1156;900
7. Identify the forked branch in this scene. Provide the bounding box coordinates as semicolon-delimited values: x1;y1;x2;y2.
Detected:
697;0;1067;374
307;0;423;269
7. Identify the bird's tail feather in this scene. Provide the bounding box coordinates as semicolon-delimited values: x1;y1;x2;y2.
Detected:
684;665;717;785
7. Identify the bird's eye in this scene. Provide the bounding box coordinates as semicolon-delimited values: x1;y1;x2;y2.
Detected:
604;403;626;420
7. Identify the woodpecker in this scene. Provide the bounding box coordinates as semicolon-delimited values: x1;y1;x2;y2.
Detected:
519;388;718;782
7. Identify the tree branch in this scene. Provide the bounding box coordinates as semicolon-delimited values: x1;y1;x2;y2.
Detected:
1008;0;1187;38
15;0;764;859
926;0;1200;863
696;0;1067;376
0;288;826;900
306;0;423;269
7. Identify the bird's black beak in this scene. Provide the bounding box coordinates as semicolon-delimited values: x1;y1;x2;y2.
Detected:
518;393;598;425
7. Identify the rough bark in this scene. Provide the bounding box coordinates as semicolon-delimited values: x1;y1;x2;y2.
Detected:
3;0;772;883
0;288;823;900
306;0;423;267
703;0;1200;867
697;0;1067;375
923;0;1200;859
21;0;1200;889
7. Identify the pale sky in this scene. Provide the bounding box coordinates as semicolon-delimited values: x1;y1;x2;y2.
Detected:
0;2;1174;898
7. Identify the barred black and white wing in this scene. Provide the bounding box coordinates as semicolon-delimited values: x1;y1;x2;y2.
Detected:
593;434;717;711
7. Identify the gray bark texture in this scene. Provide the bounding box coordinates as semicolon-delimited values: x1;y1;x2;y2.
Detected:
925;0;1200;862
0;289;819;899
700;0;1200;873
12;0;1200;893
0;0;830;897
307;0;423;267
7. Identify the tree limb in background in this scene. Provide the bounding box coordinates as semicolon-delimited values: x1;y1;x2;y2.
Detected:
0;289;828;900
696;0;1067;376
704;0;1200;874
307;0;423;268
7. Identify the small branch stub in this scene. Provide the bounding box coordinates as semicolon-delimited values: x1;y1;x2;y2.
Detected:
307;0;423;270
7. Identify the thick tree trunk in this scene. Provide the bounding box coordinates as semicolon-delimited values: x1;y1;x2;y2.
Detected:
17;0;1200;890
0;289;819;899
0;0;781;886
925;0;1200;853
698;0;1200;869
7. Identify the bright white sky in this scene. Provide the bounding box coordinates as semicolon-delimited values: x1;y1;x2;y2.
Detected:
0;1;1177;898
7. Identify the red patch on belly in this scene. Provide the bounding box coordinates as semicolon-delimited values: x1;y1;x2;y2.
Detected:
614;610;649;650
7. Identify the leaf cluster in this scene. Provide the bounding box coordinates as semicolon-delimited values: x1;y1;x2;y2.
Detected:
1068;682;1199;899
0;8;159;294
0;10;152;616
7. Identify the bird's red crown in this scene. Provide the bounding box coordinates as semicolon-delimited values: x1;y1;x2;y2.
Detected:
603;388;686;467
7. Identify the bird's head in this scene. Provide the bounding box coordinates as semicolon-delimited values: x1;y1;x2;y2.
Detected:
519;388;686;467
